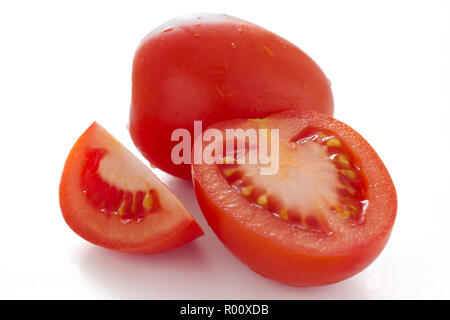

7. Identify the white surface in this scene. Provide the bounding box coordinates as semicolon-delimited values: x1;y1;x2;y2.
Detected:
0;0;449;299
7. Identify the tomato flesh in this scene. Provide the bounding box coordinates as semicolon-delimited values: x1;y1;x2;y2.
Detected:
220;127;368;235
59;122;203;254
81;147;161;223
192;110;396;286
130;13;334;179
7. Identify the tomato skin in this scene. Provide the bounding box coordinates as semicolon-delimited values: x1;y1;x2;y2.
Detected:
130;13;334;179
59;122;203;254
192;110;397;286
194;179;392;286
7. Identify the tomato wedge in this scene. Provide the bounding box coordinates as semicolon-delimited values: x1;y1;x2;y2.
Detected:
192;110;397;286
59;122;203;253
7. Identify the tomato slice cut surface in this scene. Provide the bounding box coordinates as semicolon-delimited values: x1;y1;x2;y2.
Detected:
220;127;368;235
60;122;203;254
192;110;397;286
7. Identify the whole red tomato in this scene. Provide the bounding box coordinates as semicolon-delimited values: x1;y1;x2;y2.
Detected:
130;13;334;179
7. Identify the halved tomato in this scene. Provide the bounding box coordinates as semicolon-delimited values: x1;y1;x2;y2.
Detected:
59;122;203;253
192;110;397;286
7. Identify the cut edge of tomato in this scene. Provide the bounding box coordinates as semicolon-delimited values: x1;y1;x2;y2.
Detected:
191;109;397;285
59;122;204;254
192;110;397;257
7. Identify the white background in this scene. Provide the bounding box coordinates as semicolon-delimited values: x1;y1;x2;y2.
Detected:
0;0;449;299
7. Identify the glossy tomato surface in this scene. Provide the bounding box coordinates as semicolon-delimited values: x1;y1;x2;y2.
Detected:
192;110;396;286
59;122;203;254
130;13;334;179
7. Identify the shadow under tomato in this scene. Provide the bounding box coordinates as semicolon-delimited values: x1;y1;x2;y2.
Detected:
78;241;211;299
78;171;377;299
78;238;377;300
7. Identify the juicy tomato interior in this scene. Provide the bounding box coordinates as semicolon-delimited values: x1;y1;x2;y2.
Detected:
59;122;203;254
220;127;368;235
81;147;161;223
192;110;397;286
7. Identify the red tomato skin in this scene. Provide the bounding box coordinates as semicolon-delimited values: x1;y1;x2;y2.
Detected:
59;122;204;254
192;110;397;286
130;13;334;179
194;178;392;286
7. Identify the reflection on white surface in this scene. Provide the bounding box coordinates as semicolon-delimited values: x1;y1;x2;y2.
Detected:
76;172;378;299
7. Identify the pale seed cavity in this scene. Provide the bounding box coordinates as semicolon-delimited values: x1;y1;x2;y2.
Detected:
219;129;367;231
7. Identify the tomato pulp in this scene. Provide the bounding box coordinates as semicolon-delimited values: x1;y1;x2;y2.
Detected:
59;122;203;253
192;110;396;286
130;13;334;179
